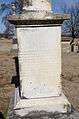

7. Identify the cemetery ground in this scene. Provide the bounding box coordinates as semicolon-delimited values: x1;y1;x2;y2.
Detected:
0;37;79;118
0;38;15;118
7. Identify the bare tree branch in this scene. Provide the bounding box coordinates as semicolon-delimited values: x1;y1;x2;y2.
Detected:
62;2;79;52
0;0;23;38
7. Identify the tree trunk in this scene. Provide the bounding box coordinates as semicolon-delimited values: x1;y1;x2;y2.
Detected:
77;46;79;53
70;26;75;52
71;45;74;52
70;38;74;52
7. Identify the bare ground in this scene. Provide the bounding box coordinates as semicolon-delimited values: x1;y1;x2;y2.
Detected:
0;39;15;117
62;42;79;112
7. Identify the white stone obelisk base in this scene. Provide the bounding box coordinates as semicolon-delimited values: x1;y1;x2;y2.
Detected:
13;25;71;116
14;88;71;117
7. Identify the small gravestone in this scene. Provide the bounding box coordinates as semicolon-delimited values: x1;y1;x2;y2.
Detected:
8;0;71;117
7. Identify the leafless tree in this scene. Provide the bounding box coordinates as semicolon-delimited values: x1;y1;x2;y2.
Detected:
62;2;79;52
0;0;23;38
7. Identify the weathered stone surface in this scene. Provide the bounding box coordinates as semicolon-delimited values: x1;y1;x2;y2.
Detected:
23;0;51;11
11;25;71;116
8;13;70;26
17;26;61;99
7;0;70;25
7;94;79;119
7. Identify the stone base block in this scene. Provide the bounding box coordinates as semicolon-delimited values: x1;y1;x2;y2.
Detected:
14;89;71;117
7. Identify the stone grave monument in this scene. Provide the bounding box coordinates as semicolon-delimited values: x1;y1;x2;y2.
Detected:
8;0;71;117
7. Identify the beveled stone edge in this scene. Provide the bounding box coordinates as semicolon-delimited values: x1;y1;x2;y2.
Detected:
14;92;71;117
7;13;70;26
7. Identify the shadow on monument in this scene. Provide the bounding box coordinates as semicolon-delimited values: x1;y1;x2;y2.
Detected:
11;57;21;97
14;110;76;119
0;112;5;119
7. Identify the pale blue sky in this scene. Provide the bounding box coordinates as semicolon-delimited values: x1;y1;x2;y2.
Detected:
0;0;79;33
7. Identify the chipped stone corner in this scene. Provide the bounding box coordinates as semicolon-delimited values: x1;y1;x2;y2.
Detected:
13;88;71;117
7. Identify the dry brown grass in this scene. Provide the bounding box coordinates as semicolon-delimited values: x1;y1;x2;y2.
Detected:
62;41;79;112
0;39;15;117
